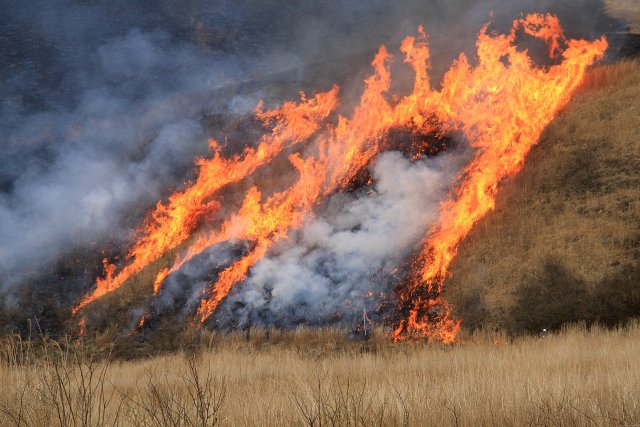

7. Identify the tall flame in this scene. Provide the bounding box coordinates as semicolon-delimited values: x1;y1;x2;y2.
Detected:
74;14;606;341
392;14;607;342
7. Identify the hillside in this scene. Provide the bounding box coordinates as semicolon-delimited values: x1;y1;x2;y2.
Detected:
82;60;640;347
606;0;640;33
444;60;640;333
1;17;637;343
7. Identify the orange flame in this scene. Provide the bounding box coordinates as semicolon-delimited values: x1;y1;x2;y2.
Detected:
187;40;449;325
516;13;564;58
73;87;338;313
129;313;148;336
74;14;606;342
392;14;606;342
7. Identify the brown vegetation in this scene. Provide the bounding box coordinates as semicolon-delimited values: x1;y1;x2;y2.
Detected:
2;323;640;426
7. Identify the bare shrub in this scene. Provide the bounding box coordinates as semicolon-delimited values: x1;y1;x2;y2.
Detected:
0;337;121;427
120;348;226;427
287;362;409;426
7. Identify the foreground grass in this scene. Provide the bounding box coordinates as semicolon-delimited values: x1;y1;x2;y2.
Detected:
1;324;640;426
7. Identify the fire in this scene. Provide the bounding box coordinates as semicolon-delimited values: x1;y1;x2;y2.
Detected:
392;14;607;342
73;87;339;313
516;13;565;57
191;44;412;324
74;14;606;342
129;313;149;336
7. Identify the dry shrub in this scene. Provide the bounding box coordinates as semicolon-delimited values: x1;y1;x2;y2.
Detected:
0;337;117;427
0;335;226;427
121;349;226;427
286;362;410;427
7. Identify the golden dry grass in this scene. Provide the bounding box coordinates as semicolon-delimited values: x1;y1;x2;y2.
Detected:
605;0;640;33
443;59;640;331
1;324;640;426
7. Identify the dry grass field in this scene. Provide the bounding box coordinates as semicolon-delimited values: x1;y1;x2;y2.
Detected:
1;323;640;426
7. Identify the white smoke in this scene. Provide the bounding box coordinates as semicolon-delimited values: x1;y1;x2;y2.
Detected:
216;150;461;327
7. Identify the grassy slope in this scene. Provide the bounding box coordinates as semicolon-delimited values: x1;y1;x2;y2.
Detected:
444;60;640;332
606;0;640;33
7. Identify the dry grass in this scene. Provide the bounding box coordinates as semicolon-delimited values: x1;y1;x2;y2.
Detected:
444;59;640;331
605;0;640;33
1;324;640;426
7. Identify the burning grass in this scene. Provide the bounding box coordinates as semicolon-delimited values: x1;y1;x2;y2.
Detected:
2;322;640;426
43;58;638;356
